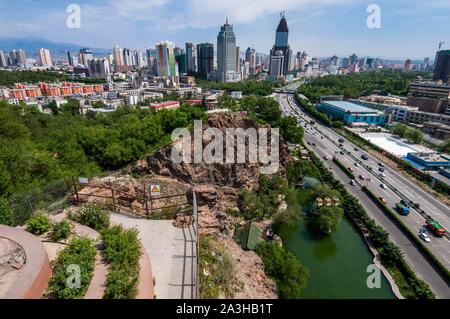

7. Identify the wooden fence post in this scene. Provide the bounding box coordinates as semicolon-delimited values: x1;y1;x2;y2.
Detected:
110;179;116;212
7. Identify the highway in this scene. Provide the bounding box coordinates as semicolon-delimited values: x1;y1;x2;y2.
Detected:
277;93;450;298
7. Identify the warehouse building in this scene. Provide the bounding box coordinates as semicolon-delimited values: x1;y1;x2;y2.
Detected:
316;100;385;126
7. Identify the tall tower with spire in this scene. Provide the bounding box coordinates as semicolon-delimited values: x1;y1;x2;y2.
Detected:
217;18;238;82
269;12;292;77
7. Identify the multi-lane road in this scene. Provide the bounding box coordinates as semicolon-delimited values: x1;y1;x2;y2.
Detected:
277;93;450;298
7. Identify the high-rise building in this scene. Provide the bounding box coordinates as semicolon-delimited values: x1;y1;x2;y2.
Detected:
331;56;340;68
122;48;133;66
67;51;79;66
146;48;157;74
79;48;93;67
0;51;9;67
404;59;413;71
269;13;292;77
245;47;256;73
433;50;450;84
197;43;214;80
270;50;285;77
349;53;358;65
217;19;238;82
10;49;26;65
38;48;53;67
88;58;110;78
156;41;177;78
236;46;241;73
175;48;187;74
133;50;144;68
113;45;124;68
185;43;197;75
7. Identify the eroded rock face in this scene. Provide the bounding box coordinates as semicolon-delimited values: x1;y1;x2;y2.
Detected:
144;112;292;189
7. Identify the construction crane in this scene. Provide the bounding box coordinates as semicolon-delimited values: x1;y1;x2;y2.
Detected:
439;41;445;50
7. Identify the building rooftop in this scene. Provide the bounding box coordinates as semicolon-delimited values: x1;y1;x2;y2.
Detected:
322;100;380;114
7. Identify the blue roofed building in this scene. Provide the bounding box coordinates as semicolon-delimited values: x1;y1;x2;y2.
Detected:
317;100;386;126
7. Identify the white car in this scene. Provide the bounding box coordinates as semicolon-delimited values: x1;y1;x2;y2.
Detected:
354;162;360;167
380;183;388;189
419;231;431;243
350;180;356;186
379;172;386;178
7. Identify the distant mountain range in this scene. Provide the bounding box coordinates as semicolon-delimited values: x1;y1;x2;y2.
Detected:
0;37;110;59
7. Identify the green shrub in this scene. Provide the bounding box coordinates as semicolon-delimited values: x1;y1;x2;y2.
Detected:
0;198;14;226
73;202;109;231
101;226;142;299
104;268;139;299
49;220;72;242
199;236;241;299
48;237;96;299
256;242;309;299
26;212;51;235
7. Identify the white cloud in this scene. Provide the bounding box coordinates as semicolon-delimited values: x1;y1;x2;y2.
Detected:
185;0;357;28
109;0;170;19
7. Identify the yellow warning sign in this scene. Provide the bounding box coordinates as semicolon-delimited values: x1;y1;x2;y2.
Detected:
150;185;161;197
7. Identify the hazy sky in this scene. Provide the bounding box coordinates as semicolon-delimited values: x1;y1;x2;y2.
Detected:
0;0;449;59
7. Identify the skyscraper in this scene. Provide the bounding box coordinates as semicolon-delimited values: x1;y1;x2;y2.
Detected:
67;51;79;66
217;19;237;82
270;50;285;77
79;48;93;67
113;45;124;69
197;43;214;80
433;50;450;84
185;43;197;75
236;46;240;73
146;48;157;74
134;50;145;68
38;48;52;67
155;41;177;78
88;58;110;78
0;51;10;67
122;48;133;66
245;47;256;73
10;49;26;65
269;13;292;77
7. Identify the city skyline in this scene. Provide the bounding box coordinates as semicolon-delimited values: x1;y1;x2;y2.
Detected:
0;0;449;60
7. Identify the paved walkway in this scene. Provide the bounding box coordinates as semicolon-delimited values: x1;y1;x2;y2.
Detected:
110;214;197;299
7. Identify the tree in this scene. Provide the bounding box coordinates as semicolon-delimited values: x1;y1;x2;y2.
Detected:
277;116;304;144
256;242;309;299
393;123;408;137
404;128;423;144
316;206;344;232
0;198;14;226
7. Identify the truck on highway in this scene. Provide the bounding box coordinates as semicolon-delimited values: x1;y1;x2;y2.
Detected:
396;200;411;216
426;219;446;237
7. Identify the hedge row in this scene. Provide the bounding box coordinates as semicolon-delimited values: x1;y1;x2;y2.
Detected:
332;157;355;179
309;152;435;299
48;237;96;299
362;186;450;285
101;225;142;299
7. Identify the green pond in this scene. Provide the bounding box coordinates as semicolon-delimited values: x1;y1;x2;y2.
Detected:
280;215;397;299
